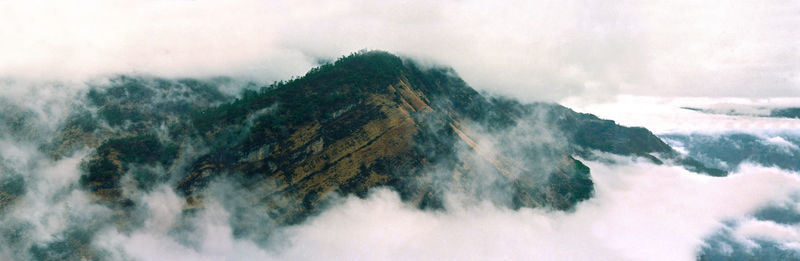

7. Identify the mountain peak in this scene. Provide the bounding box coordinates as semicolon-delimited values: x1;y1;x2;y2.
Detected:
38;51;721;228
0;50;733;259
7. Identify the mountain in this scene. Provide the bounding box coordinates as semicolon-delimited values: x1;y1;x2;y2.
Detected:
661;133;800;172
40;51;717;217
771;107;800;119
680;105;800;120
74;52;718;220
0;51;721;259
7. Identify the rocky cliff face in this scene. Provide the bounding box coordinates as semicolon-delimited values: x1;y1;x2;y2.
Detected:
25;51;711;229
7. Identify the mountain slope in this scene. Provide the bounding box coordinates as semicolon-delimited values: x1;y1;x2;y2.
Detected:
0;51;731;259
174;51;596;224
26;51;713;227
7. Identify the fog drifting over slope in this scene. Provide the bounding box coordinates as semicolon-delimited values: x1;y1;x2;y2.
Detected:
0;82;799;260
26;149;800;261
2;0;799;101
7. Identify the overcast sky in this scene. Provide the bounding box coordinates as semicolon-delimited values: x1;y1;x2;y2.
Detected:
2;0;799;102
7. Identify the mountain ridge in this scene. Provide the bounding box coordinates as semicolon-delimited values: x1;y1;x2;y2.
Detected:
0;50;731;259
80;52;713;220
0;51;726;259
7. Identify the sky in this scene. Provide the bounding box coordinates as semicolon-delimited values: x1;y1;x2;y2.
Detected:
2;0;799;102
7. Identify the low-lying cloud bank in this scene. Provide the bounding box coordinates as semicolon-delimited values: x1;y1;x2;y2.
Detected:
1;82;799;260
564;96;800;134
83;158;800;261
563;96;800;259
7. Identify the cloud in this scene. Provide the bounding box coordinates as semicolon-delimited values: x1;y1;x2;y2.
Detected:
95;189;274;261
563;95;800;134
2;80;799;260
0;0;315;82
26;145;788;261
733;219;800;248
3;2;800;259
218;159;800;261
2;0;799;101
0;142;111;259
763;136;800;152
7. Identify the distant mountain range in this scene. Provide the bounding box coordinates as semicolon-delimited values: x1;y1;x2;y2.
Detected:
681;106;800;119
